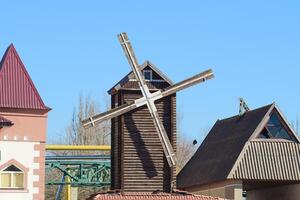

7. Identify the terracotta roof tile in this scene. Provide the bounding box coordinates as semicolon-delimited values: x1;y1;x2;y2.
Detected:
0;44;50;111
88;191;225;200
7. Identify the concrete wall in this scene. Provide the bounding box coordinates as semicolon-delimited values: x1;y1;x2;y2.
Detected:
247;183;300;200
185;180;243;200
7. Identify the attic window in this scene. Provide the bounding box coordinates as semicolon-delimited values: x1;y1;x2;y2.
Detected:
258;112;297;141
0;165;24;189
143;70;152;81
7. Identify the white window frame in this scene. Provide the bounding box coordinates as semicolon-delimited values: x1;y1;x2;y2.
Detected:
0;167;24;189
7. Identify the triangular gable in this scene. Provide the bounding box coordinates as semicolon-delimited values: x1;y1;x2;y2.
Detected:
0;44;50;111
249;104;299;142
107;60;173;95
228;104;300;180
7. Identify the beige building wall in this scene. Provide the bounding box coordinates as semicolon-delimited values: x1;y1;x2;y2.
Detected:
0;109;48;142
185;180;243;200
247;183;300;200
0;109;48;200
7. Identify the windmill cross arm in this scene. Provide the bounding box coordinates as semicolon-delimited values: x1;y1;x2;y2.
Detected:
161;69;214;97
81;69;214;128
81;102;136;128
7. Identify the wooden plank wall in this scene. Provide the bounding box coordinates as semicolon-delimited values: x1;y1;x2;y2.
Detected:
111;93;122;190
111;88;176;192
122;91;175;192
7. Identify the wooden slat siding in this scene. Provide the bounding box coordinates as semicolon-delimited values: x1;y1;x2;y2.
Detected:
111;93;117;189
170;95;177;189
111;93;123;190
230;140;300;181
111;94;115;189
110;66;175;193
121;91;174;192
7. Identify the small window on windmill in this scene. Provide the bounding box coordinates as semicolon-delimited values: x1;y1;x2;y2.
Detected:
143;70;152;81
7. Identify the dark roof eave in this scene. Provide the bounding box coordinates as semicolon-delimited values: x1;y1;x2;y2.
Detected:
0;106;52;112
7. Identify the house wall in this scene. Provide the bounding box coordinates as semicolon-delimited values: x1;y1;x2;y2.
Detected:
186;180;243;200
0;109;47;142
247;183;300;200
0;110;47;200
0;141;44;200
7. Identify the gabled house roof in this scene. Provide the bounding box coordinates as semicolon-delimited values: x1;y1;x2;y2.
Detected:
177;103;300;188
107;60;173;95
0;44;50;111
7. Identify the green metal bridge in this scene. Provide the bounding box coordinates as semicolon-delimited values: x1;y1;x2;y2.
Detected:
45;155;111;200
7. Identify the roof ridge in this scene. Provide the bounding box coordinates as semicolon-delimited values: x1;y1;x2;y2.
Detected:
219;103;273;122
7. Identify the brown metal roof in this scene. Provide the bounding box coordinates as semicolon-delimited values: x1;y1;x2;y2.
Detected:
0;44;50;111
177;104;273;188
88;191;225;200
229;139;300;181
107;61;173;95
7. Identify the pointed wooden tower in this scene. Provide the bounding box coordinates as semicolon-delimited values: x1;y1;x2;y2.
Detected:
108;61;177;193
0;44;50;200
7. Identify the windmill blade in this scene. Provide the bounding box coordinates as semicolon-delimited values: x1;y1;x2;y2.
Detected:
118;32;151;97
118;32;177;167
82;102;136;128
82;69;214;128
161;69;214;97
147;100;177;166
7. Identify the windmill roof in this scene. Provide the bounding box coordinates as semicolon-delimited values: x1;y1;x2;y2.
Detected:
0;44;50;111
177;104;274;188
88;191;225;200
107;60;173;95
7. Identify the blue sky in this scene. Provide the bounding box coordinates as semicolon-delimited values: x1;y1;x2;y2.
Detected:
1;1;300;142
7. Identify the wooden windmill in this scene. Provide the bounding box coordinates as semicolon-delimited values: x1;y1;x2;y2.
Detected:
82;32;214;192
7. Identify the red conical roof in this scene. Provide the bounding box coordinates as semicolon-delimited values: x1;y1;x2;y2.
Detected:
0;44;50;111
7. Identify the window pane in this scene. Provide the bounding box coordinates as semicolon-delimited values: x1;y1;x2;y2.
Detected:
267;113;292;140
0;173;11;188
13;173;24;188
143;71;152;80
3;165;22;172
258;128;271;139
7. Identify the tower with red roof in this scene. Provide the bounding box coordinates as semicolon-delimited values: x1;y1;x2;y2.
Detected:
0;44;50;200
